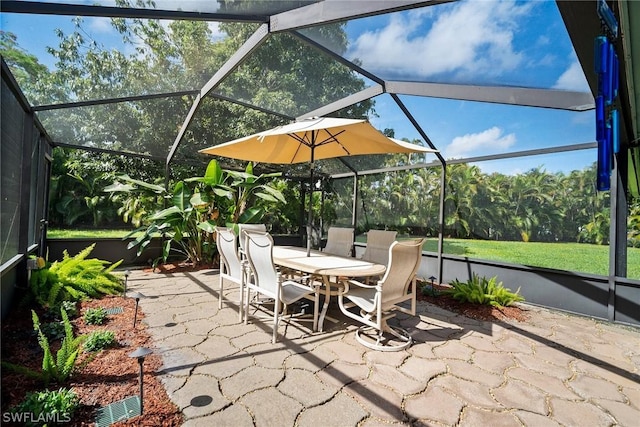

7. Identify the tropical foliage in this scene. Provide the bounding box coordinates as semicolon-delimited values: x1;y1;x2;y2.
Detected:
107;159;285;266
29;244;124;308
445;274;525;308
356;162;639;247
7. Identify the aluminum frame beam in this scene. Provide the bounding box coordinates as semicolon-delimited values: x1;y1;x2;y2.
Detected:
53;142;166;162
386;81;595;111
298;85;384;120
32;90;199;111
0;0;268;22
329;141;597;179
270;0;453;32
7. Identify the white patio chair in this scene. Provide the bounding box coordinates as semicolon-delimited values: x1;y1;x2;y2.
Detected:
243;230;319;343
216;226;245;322
338;238;425;351
323;226;354;257
361;229;398;266
237;223;267;257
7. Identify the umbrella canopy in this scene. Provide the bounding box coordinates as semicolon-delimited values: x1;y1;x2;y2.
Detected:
200;117;437;255
199;117;436;164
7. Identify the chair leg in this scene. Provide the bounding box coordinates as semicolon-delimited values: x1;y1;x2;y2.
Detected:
244;287;250;325
238;281;244;322
354;317;412;352
218;276;223;309
312;290;319;332
272;298;280;344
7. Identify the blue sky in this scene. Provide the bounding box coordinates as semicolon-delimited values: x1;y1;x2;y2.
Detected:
1;0;596;175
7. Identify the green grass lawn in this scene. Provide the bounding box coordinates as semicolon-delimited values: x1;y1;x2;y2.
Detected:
47;229;139;239
358;235;640;279
51;229;639;279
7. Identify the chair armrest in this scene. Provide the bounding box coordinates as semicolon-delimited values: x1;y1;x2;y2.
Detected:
338;280;377;294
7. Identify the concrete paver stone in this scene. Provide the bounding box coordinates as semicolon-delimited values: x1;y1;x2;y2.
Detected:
219;365;284;400
296;392;368;427
369;363;425;395
171;373;229;418
278;368;339;407
343;379;405;422
548;397;616;426
491;378;548;414
432;339;475;361
459;407;521;427
240;388;302;426
404;385;465;425
445;359;504;387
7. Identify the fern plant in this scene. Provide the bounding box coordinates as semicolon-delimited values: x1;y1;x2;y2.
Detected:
1;308;87;385
445;274;524;308
29;243;124;308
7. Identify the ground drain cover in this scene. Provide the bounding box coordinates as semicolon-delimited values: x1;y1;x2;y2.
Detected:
104;307;123;315
95;395;140;426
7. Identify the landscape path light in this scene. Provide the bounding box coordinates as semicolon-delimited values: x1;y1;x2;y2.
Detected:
123;270;131;296
128;347;153;415
128;291;146;328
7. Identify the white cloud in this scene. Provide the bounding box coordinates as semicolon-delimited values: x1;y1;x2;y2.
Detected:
88;17;113;34
348;0;532;79
445;127;516;158
553;60;590;91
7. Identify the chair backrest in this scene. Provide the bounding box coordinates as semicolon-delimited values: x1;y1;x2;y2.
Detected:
238;223;267;253
243;230;279;294
323;226;354;257
361;229;398;265
379;239;425;306
216;227;243;278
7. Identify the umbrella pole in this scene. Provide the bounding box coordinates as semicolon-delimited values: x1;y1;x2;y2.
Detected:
307;163;314;256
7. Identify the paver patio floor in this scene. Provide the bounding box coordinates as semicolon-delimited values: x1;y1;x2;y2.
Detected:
128;269;640;426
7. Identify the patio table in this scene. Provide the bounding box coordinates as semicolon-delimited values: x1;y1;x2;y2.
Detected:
272;246;386;332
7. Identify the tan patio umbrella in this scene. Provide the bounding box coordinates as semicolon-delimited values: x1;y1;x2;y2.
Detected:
200;116;436;254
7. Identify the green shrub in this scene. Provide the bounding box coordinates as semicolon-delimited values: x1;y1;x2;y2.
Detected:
1;308;86;385
29;243;124;309
9;387;79;426
84;330;116;352
59;301;78;318
83;307;107;325
445;274;525;308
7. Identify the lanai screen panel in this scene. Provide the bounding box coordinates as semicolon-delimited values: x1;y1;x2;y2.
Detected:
211;29;376;119
298;1;584;90
0;14;261;105
174;96;289;166
393;94;595;160
36;95;195;157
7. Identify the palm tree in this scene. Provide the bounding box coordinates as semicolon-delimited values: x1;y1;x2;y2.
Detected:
444;164;481;238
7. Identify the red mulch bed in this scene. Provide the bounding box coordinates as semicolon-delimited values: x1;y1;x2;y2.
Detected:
1;295;182;426
417;283;529;322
